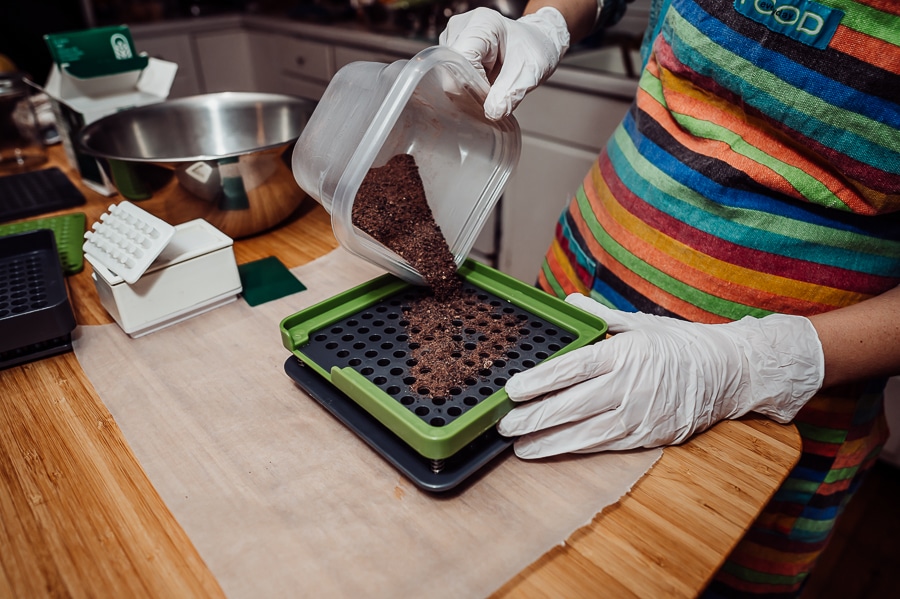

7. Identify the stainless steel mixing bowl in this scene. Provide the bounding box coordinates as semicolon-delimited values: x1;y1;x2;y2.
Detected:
77;92;316;238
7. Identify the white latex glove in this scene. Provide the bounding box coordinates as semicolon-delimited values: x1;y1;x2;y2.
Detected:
439;6;570;120
498;294;825;458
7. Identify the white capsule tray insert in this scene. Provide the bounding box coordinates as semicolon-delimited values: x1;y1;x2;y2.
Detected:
83;201;176;284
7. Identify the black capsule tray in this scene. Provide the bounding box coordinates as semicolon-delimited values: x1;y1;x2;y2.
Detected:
284;355;514;493
0;212;87;275
280;259;608;489
0;229;77;369
0;167;86;223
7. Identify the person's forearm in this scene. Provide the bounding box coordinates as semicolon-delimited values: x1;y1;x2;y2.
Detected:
809;285;900;388
523;0;599;43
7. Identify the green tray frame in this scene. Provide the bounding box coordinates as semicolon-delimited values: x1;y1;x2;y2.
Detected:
0;213;86;275
280;259;607;460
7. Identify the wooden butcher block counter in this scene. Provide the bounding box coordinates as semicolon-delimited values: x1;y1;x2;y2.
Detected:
0;146;801;598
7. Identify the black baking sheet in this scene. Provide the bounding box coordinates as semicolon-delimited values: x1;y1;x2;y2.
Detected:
284;356;514;493
0;167;86;223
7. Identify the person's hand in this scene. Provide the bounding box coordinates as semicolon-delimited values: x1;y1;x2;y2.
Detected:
498;294;825;458
439;6;570;120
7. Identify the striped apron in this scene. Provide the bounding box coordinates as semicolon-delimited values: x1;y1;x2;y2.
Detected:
541;0;900;595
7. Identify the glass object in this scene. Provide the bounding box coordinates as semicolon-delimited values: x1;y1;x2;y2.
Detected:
0;73;48;175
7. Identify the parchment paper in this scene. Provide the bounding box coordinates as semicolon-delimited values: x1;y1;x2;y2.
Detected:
73;248;661;598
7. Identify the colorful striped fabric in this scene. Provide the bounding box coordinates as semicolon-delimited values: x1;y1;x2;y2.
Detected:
541;0;899;595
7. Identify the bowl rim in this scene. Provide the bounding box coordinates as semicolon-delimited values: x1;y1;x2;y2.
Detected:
76;91;317;163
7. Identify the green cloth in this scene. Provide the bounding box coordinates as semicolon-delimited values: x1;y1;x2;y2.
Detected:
238;256;306;307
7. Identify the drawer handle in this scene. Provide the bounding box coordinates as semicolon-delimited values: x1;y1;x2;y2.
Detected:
295;56;306;67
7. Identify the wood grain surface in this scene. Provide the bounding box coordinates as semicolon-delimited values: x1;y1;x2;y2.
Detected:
0;146;801;598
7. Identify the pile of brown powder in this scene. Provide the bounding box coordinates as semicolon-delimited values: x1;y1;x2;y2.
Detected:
352;154;460;301
400;292;523;400
353;153;516;400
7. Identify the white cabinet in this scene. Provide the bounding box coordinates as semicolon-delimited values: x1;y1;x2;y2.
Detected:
131;24;336;101
250;32;334;101
512;78;633;152
497;137;599;283
132;32;202;98
495;80;635;282
193;28;256;92
278;35;334;81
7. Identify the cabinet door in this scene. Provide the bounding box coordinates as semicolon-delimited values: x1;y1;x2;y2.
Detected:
497;83;633;283
194;29;255;92
132;33;201;98
278;36;334;82
513;81;635;150
251;33;333;100
498;137;598;283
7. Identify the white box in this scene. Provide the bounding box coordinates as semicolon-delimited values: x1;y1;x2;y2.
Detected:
88;219;242;338
36;26;176;195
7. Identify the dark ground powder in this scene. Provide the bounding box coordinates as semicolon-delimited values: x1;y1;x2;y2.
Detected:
352;153;461;301
353;153;517;400
399;292;523;400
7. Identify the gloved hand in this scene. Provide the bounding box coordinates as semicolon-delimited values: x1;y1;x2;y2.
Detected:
498;294;825;458
439;6;570;120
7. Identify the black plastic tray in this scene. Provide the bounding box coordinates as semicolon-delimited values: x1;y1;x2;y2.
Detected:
284;356;514;493
0;212;86;274
0;167;86;223
0;229;77;369
281;260;607;461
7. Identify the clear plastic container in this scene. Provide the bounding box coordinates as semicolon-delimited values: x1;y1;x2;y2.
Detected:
292;45;521;285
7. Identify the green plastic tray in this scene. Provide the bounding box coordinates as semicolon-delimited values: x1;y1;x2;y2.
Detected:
0;213;86;275
280;259;607;461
